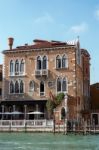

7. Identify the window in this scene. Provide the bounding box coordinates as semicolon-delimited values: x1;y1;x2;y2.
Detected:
15;81;19;93
20;59;24;73
0;72;2;81
15;59;19;74
43;56;47;69
37;56;41;70
62;78;67;92
29;81;34;91
57;77;67;93
62;55;68;68
10;60;14;73
57;78;61;92
10;80;24;94
10;81;14;93
56;54;68;69
0;88;2;95
40;81;44;96
20;80;24;93
56;55;61;69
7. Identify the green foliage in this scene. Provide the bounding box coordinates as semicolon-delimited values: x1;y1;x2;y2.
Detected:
46;99;55;113
56;93;65;105
46;93;65;114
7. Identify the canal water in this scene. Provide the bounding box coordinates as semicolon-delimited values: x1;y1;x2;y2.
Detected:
0;133;99;150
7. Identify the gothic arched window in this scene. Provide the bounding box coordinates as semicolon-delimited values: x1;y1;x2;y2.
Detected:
20;59;24;73
15;59;19;74
10;81;14;93
40;81;44;96
10;60;14;74
20;80;24;93
37;56;41;70
15;81;19;93
62;78;67;92
43;56;47;69
56;55;61;69
62;55;68;68
57;78;61;92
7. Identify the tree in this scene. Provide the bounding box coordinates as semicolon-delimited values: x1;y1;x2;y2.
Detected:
46;93;65;119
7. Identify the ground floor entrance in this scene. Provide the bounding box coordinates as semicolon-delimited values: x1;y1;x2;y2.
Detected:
0;100;47;120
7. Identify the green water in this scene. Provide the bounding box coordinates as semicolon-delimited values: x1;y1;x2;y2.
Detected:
0;133;99;150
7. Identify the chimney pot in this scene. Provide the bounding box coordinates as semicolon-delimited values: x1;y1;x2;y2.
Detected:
8;37;14;50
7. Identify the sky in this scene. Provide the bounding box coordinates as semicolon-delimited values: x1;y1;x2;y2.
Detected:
0;0;99;84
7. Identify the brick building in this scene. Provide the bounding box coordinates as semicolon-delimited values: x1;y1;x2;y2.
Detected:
90;83;99;125
1;37;90;122
0;65;2;102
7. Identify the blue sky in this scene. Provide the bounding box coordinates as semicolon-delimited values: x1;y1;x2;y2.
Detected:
0;0;99;84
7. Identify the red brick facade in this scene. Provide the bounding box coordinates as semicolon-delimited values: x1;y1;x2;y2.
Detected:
1;38;90;122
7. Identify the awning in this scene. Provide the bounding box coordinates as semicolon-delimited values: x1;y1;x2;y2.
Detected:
27;111;44;115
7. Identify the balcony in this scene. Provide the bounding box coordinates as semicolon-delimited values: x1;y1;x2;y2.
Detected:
35;69;48;77
9;72;26;77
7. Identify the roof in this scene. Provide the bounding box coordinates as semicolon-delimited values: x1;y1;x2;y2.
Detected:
90;83;99;87
2;39;78;54
81;49;90;57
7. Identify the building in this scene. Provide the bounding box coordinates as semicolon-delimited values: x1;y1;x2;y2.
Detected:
1;37;90;122
0;65;2;102
81;49;90;119
90;83;99;125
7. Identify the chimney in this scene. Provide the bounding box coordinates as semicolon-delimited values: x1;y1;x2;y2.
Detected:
8;37;14;50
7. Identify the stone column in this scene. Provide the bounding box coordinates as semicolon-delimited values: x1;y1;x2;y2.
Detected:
64;94;68;118
1;105;4;120
24;105;27;120
13;105;16;119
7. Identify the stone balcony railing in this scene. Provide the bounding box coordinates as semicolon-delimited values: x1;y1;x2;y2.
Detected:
9;72;26;77
35;69;48;77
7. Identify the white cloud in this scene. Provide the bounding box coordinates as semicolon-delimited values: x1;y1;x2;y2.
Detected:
34;13;54;24
70;22;88;34
94;9;99;20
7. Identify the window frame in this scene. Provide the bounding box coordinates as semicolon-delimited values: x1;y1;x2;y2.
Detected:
40;81;45;96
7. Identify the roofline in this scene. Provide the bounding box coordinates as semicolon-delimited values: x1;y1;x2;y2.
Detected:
2;45;76;54
90;83;99;86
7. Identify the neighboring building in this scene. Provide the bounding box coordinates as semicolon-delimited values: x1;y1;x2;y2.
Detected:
1;37;90;122
90;83;99;125
0;65;2;102
81;49;90;119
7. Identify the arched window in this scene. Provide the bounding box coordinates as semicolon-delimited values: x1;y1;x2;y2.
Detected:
62;78;67;92
43;56;47;69
20;80;24;93
57;78;61;92
15;59;19;74
56;55;61;69
15;81;19;93
62;55;68;68
10;81;14;93
37;56;41;70
20;59;24;73
40;81;44;96
10;60;14;74
29;81;34;91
